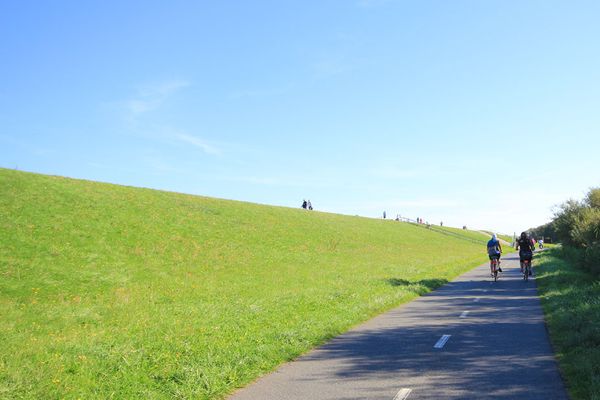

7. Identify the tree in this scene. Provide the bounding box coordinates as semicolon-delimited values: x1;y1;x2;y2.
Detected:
585;187;600;209
553;199;585;247
544;188;600;276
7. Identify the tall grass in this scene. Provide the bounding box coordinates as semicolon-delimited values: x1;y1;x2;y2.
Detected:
1;168;488;399
535;248;600;400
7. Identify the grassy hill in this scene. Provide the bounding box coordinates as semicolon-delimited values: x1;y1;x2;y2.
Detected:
1;168;489;399
480;230;513;243
427;224;490;244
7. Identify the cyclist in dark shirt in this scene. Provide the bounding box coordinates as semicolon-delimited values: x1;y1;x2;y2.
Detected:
516;232;535;274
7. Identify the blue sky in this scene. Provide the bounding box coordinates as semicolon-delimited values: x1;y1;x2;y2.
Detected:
2;1;599;234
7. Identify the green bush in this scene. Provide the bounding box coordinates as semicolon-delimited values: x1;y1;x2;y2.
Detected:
554;199;586;247
560;245;584;265
587;187;600;209
553;188;600;276
583;244;600;276
570;207;600;248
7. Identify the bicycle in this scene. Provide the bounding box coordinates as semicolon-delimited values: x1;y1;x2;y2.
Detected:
522;259;531;281
490;257;500;282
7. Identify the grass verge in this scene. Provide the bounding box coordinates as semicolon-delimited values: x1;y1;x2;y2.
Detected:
535;247;600;400
1;168;490;399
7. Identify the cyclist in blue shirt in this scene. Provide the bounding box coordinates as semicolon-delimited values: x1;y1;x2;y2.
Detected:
487;233;503;275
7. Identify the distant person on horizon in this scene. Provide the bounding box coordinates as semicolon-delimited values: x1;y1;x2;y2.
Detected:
301;199;307;209
487;233;503;275
440;221;443;226
307;200;313;210
383;211;386;219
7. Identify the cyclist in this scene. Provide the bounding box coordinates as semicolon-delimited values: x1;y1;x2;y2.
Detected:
516;232;535;275
487;233;503;276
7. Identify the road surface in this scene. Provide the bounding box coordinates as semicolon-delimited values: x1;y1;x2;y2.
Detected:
229;253;568;400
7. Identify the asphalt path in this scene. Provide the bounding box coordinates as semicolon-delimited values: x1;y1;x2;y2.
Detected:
229;253;568;400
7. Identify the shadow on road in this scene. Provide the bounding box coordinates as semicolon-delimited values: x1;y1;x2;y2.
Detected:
385;278;449;294
294;269;564;399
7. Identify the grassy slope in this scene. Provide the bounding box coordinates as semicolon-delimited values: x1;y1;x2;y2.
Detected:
1;169;488;399
534;248;600;400
423;225;516;251
480;230;513;243
434;225;490;243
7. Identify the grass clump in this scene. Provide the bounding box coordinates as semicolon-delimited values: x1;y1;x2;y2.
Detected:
1;168;488;399
535;247;600;400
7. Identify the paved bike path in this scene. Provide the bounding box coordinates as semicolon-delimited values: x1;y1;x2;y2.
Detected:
229;253;568;400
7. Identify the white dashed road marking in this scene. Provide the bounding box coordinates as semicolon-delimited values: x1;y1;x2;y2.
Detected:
393;388;412;400
459;311;469;318
434;334;451;349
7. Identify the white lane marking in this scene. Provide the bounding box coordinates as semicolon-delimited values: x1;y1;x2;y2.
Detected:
459;311;469;318
434;334;451;349
474;297;480;302
393;388;412;400
483;289;489;292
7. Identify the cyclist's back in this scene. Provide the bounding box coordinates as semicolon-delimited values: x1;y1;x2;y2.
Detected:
517;235;534;255
487;234;502;275
516;232;535;274
487;237;501;257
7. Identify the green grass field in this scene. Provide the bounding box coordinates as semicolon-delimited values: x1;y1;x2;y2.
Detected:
535;248;600;399
420;225;515;250
433;225;489;243
1;168;490;399
479;230;513;243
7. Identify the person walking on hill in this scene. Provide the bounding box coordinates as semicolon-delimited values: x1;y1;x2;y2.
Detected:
487;233;503;275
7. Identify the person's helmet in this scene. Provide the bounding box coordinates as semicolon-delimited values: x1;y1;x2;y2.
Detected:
520;232;527;239
492;233;497;240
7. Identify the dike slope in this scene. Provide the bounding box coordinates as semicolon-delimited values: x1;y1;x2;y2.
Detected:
1;168;488;399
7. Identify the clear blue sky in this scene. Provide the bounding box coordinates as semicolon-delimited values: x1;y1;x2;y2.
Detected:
2;1;599;234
